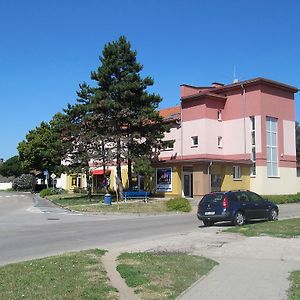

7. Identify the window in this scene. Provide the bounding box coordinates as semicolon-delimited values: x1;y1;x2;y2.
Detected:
191;136;198;147
250;116;256;176
233;165;241;180
248;191;263;202
218;136;223;148
217;110;222;121
266;117;278;177
162;140;174;151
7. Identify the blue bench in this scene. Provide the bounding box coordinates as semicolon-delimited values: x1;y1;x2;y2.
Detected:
122;191;150;202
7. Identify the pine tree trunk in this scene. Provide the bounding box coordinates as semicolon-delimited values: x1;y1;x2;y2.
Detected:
128;157;132;190
116;138;122;185
86;171;91;199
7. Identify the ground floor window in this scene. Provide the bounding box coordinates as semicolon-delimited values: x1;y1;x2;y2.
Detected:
233;165;241;180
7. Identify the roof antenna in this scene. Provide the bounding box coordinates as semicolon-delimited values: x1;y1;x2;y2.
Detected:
233;65;238;83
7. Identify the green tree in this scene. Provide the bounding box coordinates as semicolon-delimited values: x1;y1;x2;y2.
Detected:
0;155;27;177
18;114;66;174
89;36;167;189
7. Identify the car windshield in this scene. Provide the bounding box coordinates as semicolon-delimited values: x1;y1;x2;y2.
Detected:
201;193;224;203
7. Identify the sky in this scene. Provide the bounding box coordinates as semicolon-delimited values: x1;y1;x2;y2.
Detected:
1;0;300;159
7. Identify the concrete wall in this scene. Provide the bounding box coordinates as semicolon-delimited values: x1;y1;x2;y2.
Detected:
0;182;12;190
193;164;210;197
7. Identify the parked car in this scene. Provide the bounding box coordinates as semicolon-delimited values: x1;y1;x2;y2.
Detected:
197;190;279;226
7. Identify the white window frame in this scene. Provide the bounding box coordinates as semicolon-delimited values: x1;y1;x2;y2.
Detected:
217;110;222;121
266;117;279;177
218;136;223;148
250;116;256;177
162;140;174;151
191;136;198;147
233;165;241;180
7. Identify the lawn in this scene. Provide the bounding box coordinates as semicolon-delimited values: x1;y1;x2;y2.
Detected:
117;252;217;299
0;249;217;300
289;271;300;300
0;249;118;300
225;218;300;238
47;195;186;214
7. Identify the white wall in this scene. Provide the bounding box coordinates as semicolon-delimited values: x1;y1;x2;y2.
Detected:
250;166;297;195
0;182;12;190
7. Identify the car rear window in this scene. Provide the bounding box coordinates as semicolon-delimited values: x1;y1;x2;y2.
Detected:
201;193;224;203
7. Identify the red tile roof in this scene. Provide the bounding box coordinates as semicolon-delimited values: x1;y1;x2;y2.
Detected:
159;105;180;118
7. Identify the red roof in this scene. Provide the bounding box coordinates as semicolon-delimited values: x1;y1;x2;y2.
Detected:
159;106;180;118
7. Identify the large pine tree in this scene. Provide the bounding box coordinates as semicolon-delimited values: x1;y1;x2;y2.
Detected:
66;36;167;189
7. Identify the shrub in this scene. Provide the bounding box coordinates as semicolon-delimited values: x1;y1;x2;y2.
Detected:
263;194;300;204
12;174;34;191
40;188;66;198
166;197;192;212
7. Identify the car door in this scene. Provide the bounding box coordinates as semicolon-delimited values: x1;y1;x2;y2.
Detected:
236;191;254;219
247;191;268;219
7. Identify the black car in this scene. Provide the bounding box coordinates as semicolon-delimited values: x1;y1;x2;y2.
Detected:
197;190;279;226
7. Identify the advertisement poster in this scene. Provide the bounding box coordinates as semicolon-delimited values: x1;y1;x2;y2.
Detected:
156;168;172;192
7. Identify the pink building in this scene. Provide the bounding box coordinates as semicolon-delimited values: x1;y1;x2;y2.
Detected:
155;78;298;197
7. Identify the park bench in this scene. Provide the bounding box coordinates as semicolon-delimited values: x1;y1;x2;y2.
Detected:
121;191;150;202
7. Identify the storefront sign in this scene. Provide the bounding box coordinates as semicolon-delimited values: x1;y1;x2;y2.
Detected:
156;167;172;192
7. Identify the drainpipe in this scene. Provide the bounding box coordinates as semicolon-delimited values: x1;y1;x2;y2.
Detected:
208;161;212;193
241;84;247;158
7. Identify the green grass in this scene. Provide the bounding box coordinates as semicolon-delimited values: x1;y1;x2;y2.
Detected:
225;218;300;238
289;271;300;300
117;252;217;299
263;193;300;204
47;195;185;214
0;249;118;300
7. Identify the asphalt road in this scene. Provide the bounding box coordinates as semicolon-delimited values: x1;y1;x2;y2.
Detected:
1;191;299;266
0;192;199;265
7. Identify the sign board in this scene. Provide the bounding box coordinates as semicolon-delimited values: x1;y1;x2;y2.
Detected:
156;167;172;192
50;173;56;179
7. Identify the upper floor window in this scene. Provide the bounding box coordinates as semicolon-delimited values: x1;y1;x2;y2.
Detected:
233;165;241;180
217;110;222;121
162;140;174;151
250;116;256;176
266;116;278;177
191;136;198;147
218;136;223;148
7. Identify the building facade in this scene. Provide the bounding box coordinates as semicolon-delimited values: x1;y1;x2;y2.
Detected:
154;78;298;198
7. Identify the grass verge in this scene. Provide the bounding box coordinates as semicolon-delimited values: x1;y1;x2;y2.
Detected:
263;193;300;204
47;195;179;214
289;271;300;300
0;249;118;300
117;252;217;299
225;218;300;238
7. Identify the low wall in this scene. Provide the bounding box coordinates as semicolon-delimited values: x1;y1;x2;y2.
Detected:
0;182;12;190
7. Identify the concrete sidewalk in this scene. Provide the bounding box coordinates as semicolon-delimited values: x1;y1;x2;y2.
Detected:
179;257;300;300
177;205;300;300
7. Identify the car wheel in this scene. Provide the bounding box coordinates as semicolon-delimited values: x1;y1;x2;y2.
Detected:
203;220;214;227
233;211;245;226
268;208;278;221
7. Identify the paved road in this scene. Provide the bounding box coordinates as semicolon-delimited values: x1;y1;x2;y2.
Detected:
0;192;199;265
1;192;300;300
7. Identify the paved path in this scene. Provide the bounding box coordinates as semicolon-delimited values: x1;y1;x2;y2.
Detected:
102;251;139;300
99;208;300;300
